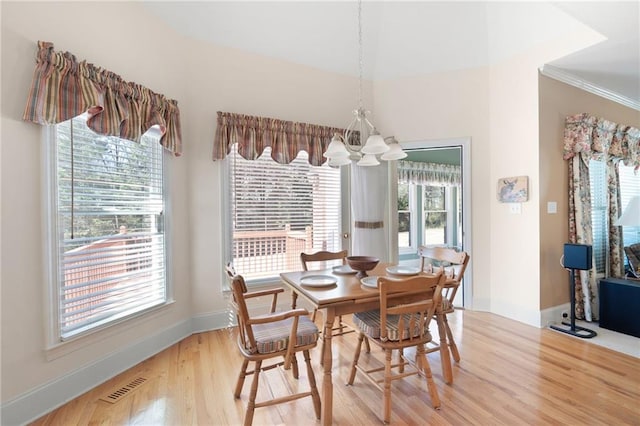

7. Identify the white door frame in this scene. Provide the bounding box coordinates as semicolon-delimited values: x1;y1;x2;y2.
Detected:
387;137;473;308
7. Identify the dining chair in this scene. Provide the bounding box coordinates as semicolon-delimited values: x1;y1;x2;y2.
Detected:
300;250;371;355
347;273;447;423
418;246;469;363
229;273;321;426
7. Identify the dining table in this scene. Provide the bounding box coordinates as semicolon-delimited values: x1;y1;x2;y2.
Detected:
279;262;454;426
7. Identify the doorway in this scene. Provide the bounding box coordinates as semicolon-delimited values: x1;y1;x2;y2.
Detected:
388;137;472;308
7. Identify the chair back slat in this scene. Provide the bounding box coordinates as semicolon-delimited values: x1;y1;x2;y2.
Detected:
230;275;257;352
418;246;469;307
378;274;445;342
300;250;348;271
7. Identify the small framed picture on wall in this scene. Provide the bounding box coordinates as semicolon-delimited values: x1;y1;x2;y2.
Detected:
497;176;529;202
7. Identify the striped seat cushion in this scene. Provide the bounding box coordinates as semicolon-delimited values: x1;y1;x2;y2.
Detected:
252;316;319;354
353;310;431;342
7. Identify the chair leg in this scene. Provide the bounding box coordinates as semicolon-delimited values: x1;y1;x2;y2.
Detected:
303;349;322;419
245;360;262;426
364;335;371;353
383;349;393;424
347;332;366;385
234;359;249;398
291;353;299;379
416;344;441;409
443;315;460;363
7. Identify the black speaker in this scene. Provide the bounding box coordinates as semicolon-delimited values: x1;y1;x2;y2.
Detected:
563;243;592;270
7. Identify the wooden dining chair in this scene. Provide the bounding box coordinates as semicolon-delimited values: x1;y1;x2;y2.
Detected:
300;250;371;355
229;274;321;426
418;246;469;363
347;273;447;423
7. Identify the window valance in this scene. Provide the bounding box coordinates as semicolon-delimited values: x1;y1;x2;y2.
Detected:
23;41;182;156
398;160;461;187
213;111;347;166
563;113;639;169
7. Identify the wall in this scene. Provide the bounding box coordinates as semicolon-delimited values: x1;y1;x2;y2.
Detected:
538;75;640;310
1;2;359;423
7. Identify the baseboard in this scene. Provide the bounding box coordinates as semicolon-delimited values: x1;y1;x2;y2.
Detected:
540;303;571;328
0;319;192;426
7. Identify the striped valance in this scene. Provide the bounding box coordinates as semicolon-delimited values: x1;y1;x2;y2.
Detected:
563;113;639;169
23;41;182;156
398;161;461;187
213;111;347;166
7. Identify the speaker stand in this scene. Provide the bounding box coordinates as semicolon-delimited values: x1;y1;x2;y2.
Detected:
550;269;597;339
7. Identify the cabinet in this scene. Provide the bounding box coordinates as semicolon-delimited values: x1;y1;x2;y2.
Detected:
599;277;640;338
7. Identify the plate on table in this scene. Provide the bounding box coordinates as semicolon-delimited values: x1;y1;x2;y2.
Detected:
333;265;357;275
300;275;337;288
386;265;421;276
360;276;379;288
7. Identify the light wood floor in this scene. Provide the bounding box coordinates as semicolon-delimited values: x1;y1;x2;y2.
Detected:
31;310;639;425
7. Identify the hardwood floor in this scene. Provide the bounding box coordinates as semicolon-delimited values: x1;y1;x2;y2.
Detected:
31;310;639;425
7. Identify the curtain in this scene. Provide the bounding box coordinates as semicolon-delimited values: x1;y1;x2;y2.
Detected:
213;111;347;166
23;41;182;156
563;113;639;320
351;162;389;261
398;161;461;187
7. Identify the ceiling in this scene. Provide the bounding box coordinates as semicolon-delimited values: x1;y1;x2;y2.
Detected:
143;1;640;108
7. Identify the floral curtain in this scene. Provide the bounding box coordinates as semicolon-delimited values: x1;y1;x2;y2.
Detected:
563;113;640;320
213;111;347;166
398;161;461;187
23;41;182;156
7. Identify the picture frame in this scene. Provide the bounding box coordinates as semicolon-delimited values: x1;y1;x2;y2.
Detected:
497;176;528;202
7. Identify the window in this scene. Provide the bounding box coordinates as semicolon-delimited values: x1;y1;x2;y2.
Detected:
423;186;447;245
48;115;167;341
589;160;640;273
227;145;342;283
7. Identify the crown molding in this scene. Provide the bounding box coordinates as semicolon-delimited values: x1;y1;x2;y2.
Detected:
540;65;640;112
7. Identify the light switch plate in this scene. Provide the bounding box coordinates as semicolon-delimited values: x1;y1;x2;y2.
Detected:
509;203;522;214
547;201;557;214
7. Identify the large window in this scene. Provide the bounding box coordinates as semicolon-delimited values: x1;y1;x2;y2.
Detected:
48;115;167;341
227;145;342;283
589;160;640;273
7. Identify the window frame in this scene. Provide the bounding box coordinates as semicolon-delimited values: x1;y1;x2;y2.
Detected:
43;119;173;348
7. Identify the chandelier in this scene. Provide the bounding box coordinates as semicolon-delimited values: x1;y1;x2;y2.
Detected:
323;0;407;167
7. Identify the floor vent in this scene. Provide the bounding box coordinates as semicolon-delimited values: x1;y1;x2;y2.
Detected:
99;377;147;404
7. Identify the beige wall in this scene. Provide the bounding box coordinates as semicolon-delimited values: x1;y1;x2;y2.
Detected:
538;75;640;309
1;1;359;406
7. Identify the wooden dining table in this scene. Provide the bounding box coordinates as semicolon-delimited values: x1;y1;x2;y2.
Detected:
280;262;453;426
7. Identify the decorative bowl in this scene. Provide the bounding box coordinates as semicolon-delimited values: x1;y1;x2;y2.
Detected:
346;256;380;278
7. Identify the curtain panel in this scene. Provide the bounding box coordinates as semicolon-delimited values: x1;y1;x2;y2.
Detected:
563;113;639;320
213;111;348;166
398;161;461;187
23;41;182;156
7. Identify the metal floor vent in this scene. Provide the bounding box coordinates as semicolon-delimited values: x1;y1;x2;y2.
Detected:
99;377;148;404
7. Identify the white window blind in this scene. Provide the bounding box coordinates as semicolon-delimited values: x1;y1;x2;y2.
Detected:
53;116;166;340
228;145;342;282
589;160;640;273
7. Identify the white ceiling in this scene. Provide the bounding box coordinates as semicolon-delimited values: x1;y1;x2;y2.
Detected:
143;1;640;107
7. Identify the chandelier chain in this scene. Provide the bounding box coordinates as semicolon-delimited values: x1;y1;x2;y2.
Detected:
358;0;363;109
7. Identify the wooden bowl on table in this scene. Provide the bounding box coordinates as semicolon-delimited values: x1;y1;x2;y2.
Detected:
346;256;380;278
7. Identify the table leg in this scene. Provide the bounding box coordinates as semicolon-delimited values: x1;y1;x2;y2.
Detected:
321;308;335;426
436;312;453;384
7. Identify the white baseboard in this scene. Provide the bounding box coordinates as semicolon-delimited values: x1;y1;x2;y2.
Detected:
540;303;571;328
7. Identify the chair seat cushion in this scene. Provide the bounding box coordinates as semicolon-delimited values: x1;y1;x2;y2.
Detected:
252;316;319;354
353;310;432;342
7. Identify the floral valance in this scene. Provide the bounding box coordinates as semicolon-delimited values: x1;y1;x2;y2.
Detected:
398;160;461;187
563;113;640;169
23;41;182;156
213;111;348;166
